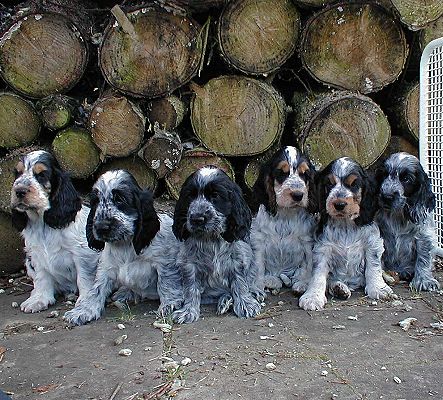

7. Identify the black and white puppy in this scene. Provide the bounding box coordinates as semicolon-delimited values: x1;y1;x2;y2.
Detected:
376;152;440;291
64;170;182;325
299;157;393;311
172;166;262;323
10;150;99;313
250;146;317;294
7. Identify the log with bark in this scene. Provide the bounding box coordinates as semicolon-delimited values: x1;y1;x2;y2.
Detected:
0;92;41;149
99;5;203;98
293;91;391;169
165;148;234;199
390;82;419;140
390;0;443;31
52;127;101;179
146;95;187;131
218;0;300;75
0;12;88;98
190;76;286;156
89;92;146;158
299;2;408;94
0;211;24;275
420;14;443;50
36;94;77;131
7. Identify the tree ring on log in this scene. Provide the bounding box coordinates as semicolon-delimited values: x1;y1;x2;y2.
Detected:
0;13;88;99
391;0;443;31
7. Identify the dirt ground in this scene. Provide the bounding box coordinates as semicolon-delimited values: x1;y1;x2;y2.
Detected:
0;269;442;400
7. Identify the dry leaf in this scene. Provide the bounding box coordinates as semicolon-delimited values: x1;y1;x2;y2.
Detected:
32;383;59;393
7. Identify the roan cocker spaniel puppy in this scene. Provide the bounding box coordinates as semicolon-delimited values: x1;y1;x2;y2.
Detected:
64;170;183;325
376;152;440;291
250;146;317;294
171;166;263;323
10;150;100;313
299;157;393;311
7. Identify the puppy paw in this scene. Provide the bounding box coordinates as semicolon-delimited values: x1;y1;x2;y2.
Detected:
63;304;102;326
263;275;283;293
280;273;292;287
410;276;440;292
20;295;55;313
217;294;233;315
250;287;266;303
298;292;327;311
172;305;200;324
233;296;261;319
329;281;352;300
291;281;309;296
365;283;394;300
158;300;182;317
111;287;140;304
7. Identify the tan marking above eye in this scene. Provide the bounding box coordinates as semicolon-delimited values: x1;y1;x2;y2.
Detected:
344;174;358;187
327;174;337;185
276;161;290;173
33;163;48;175
16;161;24;174
297;162;310;175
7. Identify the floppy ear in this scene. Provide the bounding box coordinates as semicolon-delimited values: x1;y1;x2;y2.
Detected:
132;189;160;255
172;190;191;241
44;168;82;229
406;167;435;224
314;171;328;236
11;209;28;231
355;169;378;227
306;165;319;215
86;201;104;252
222;183;252;243
252;162;276;214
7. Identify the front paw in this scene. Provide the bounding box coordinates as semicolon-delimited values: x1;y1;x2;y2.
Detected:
111;287;140;304
63;303;102;326
292;281;309;296
172;305;200;324
158;300;182;317
365;283;393;300
233;296;261;319
263;275;283;294
329;281;351;300
299;292;327;311
250;287;266;303
410;276;440;292
217;294;233;315
20;295;55;313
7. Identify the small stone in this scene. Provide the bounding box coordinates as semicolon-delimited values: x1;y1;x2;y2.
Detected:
199;361;205;366
332;325;346;330
181;357;192;366
8;279;13;284
117;323;126;330
380;366;387;371
398;317;417;331
347;315;358;321
114;334;128;346
265;362;276;371
144;346;152;351
260;335;270;340
118;348;132;356
153;321;172;333
47;310;59;318
268;322;274;328
0;289;5;294
393;376;402;384
11;302;19;308
277;301;284;306
320;370;328;376
391;300;403;307
36;326;44;331
404;305;413;312
370;300;377;306
430;321;443;330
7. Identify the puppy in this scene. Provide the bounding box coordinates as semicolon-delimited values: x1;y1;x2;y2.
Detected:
376;152;440;291
299;157;393;311
10;150;99;313
63;170;182;325
171;166;262;323
250;146;317;294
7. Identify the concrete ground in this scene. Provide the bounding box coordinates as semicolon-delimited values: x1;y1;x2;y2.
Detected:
1;271;442;400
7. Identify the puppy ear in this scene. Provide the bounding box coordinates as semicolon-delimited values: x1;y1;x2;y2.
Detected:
86;200;104;252
355;169;378;226
406;167;435;223
307;166;319;214
11;209;28;231
132;189;160;255
314;170;328;233
172;190;191;241
222;183;252;243
252;163;276;214
44;168;82;229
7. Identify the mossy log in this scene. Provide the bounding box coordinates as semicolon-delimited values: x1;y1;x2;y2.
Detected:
165;148;234;199
218;0;300;75
0;12;88;98
390;0;443;31
99;6;203;98
146;95;187;131
391;82;419;140
0;92;41;149
36;94;77;131
299;2;408;94
293;91;391;169
52;127;100;179
0;211;24;275
97;156;158;192
89;92;146;158
190;76;286;156
420;14;443;50
138;126;183;179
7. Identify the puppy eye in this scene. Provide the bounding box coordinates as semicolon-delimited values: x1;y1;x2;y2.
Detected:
349;179;359;189
274;169;288;180
113;191;126;205
400;174;413;184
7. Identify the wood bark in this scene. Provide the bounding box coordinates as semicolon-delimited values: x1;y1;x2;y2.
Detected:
218;0;300;75
0;92;41;149
89;92;146;158
52;127;101;179
0;211;24;274
420;14;443;50
391;82;419;140
146;95;187;131
299;2;408;94
390;0;443;31
36;94;77;131
190;76;286;156
0;12;88;98
293;91;391;169
165;148;234;199
99;5;203;98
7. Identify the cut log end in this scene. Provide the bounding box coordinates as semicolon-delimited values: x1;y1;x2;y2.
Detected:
37;94;76;131
146;95;187;131
391;0;443;31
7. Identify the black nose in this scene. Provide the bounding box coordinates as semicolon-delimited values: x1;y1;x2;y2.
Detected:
94;220;113;235
291;192;304;202
190;214;207;227
14;187;29;199
381;193;395;204
333;202;347;211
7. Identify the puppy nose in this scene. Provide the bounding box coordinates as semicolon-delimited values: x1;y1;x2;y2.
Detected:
94;220;113;234
291;192;304;202
333;202;347;211
382;193;395;204
14;187;29;199
190;214;207;226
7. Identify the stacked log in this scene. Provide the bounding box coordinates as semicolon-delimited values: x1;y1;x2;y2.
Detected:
420;14;443;49
390;82;420;140
390;0;443;31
